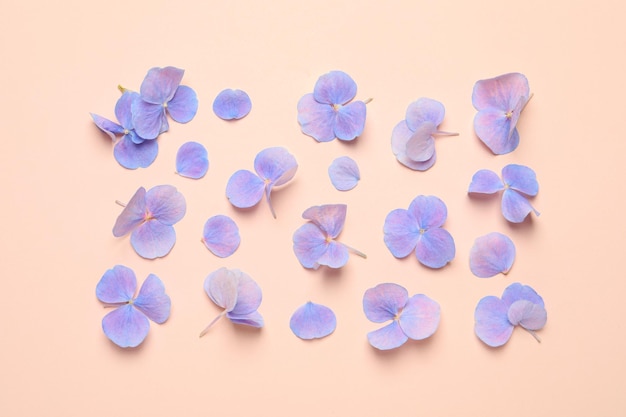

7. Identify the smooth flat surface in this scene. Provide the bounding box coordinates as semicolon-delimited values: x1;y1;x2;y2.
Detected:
1;1;625;415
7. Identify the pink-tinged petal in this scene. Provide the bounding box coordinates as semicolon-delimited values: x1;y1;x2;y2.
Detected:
474;295;514;347
96;265;137;304
405;98;445;132
502;164;538;196
254;147;298;186
167;85;198;123
468;169;504;194
391;120;437;171
212;89;252;120
145;185;186;225
131;99;166;140
130;221;176;259
226;169;265;208
469;232;516;278
134;274;171;324
204;267;239;312
383;209;419;259
90;113;124;140
408;195;448;229
502;189;538;223
474;108;519;154
472;73;529;111
229;269;262;315
405;122;436;162
293;223;329;269
363;283;408;323
302;204;346;238
297;94;336;142
501;282;545;309
113;135;158;170
313;70;357;105
507;300;547;330
334;101;366;141
113;187;147;237
227;311;264;328
416;228;456;269
202;215;240;258
140;66;184;104
316;240;349;269
290;302;337;340
176;141;208;179
367;321;408;350
102;304;150;348
399;294;440;340
328;156;360;191
115;91;138;129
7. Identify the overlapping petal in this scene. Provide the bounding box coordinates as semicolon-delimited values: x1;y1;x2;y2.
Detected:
408;195;448;229
507;300;547;330
90;113;124;140
474;296;513;347
213;89;252;120
202;215;240;258
290;302;337;340
302;204;346;238
502;189;539;223
472;73;529;111
391;120;437;171
405;98;445;132
112;187;147;237
176;141;208;179
469;232;516;278
328;156;360;191
474;108;520;154
145;185;186;225
204;268;239;312
139;67;184;104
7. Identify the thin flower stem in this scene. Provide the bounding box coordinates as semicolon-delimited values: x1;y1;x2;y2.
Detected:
363;98;373;104
433;130;459;136
525;328;542;343
344;244;367;259
199;311;226;337
115;200;127;207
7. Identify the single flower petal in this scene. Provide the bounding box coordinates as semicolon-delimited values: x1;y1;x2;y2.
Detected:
415;228;456;269
405;98;445;132
133;274;171;324
468;169;504;194
502;164;538;196
289;302;337;340
145;185;186;225
113;135;159;169
96;265;137;304
408;195;448;230
391;120;437;171
472;73;529;111
292;223;330;269
405;122;436;162
112;187;147;237
297;94;336;142
212;89;252;120
204;267;239;312
367;321;408;350
383;209;419;259
176;141;209;179
363;283;409;323
229;269;262;315
140;66;184;104
474;108;519;155
301;204;346;238
115;91;138;129
507;300;547;330
130;221;176;259
131;99;166;140
328;156;360;191
167;85;198;123
226;311;264;328
226;169;265;208
313;70;357;105
501;189;538;223
254;147;298;186
469;232;516;278
474;295;514;347
202;215;240;258
334;101;366;141
90;113;124;140
398;294;440;340
315;240;349;269
501;282;545;309
102;304;150;348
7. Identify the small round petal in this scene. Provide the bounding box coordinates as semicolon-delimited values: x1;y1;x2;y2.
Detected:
227;311;264;328
334;101;366;141
501;282;545;309
204;267;239;312
328;156;360;191
254;147;298;186
102;304;150;348
90;113;124;140
367;321;408;350
290;302;337;340
502;164;538;196
408;195;448;230
134;274;171;324
212;89;252;120
315;240;349;269
391;121;437;171
112;187;147;237
226;169;265;208
302;204;347;238
115;91;138;129
140;66;184;104
468;169;504;194
145;185;186;225
131;99;166;140
297;94;336;142
363;283;409;323
469;232;516;278
502;189;537;223
96;265;137;304
229;269;262;316
383;209;419;259
399;294;441;340
507;300;547;330
176;141;209;179
472;73;530;111
293;223;330;269
405;122;436;162
313;70;357;105
474;295;514;347
474;108;519;155
202;215;240;258
167;85;198;123
131;221;176;259
415;228;456;269
405;98;445;132
114;135;158;170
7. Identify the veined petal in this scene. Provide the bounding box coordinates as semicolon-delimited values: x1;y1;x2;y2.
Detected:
502;164;538;196
297;94;336;142
415;228;456;269
140;66;184;104
90;113;124;140
301;204;346;238
132;99;166;140
96;265;137;304
204;267;239;312
367;321;408;350
334;101;366;141
167;85;198;123
102;304;150;348
202;215;240;258
328;156;360;191
229;269;262;315
468;169;504;194
408;195;448;229
134;274;171;324
292;223;329;269
115;91;139;129
145;185;186;225
226;170;265;208
469;232;516;278
112;187;147;237
391;120;437;171
501;282;545;309
472;73;529;111
399;294;440;340
363;283;408;323
405;122;436;162
176;141;208;179
212;89;252;120
474;108;519;155
502;189;537;223
507;300;547;330
289;302;337;340
383;209;419;259
315;240;349;269
226;311;264;328
474;295;514;347
130;221;176;259
405;98;445;132
313;70;357;105
254;147;298;186
113;135;158;170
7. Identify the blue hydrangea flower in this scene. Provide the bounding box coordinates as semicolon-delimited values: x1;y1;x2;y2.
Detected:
289;301;337;340
297;71;367;142
468;164;540;223
383;195;455;269
475;282;547;347
96;265;171;348
213;89;252;120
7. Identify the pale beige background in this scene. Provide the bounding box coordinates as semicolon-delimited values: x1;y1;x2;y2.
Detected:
1;0;624;416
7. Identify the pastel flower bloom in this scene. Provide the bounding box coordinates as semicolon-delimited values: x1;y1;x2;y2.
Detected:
289;301;337;340
200;268;264;336
468;164;540;223
132;66;198;140
391;98;457;171
472;73;530;154
226;147;297;218
469;232;516;278
292;204;366;269
383;195;455;269
474;282;547;347
363;283;440;350
201;215;240;258
297;70;367;142
328;156;360;191
176;141;209;179
96;265;171;348
113;185;186;259
213;89;252;120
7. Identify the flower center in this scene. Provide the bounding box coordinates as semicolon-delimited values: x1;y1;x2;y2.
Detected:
332;103;342;111
505;110;513;119
144;210;155;221
419;228;426;235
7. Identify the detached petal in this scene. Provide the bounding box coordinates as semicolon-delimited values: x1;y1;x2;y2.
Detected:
474;108;519;155
293;223;329;269
301;204;346;238
229;270;262;316
363;283;408;323
469;232;516;278
474;295;514;347
102;305;150;348
134;274;171;324
290;302;337;340
405;122;436;162
96;265;137;304
202;215;240;258
204;267;239;312
130;221;176;259
145;185;186;225
167;85;198;123
297;94;336;142
415;228;456;269
112;187;147;237
507;300;547;330
328;156;360;191
313;70;357;105
383;209;419;259
334;101;366;141
502;189;537;223
254;147;298;186
113;135;158;170
226;169;265;208
399;294;440;340
405;98;445;132
468;169;504;194
176;141;208;179
408;195;448;230
391;120;437;171
472;73;529;111
367;321;408;350
212;89;252;120
140;66;184;104
502;164;538;196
